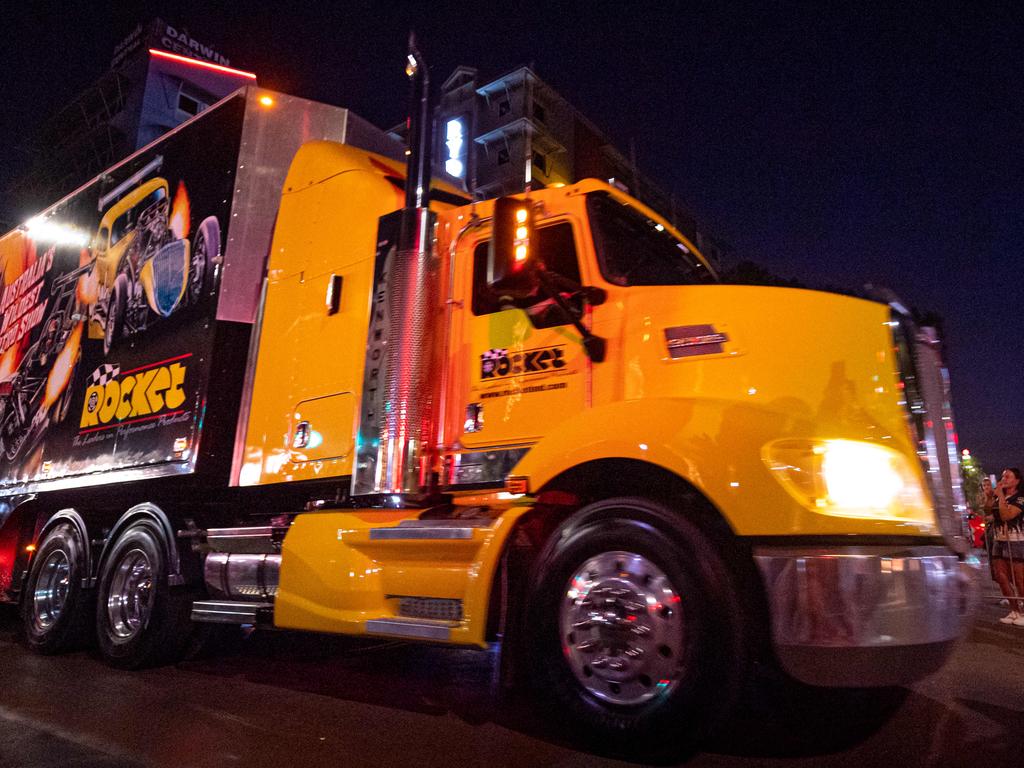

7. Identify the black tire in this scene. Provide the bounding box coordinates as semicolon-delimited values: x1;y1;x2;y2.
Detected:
103;273;128;356
20;522;92;654
528;497;750;757
94;522;192;669
188;216;220;305
1;412;21;463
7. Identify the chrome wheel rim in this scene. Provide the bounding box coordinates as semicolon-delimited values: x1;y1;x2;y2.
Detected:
106;548;154;640
33;549;71;630
560;550;685;706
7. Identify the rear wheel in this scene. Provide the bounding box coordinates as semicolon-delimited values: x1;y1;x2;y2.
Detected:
188;216;220;305
21;522;91;654
95;522;192;669
528;497;750;756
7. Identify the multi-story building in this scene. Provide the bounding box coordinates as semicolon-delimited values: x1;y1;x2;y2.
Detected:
2;19;253;229
414;65;730;268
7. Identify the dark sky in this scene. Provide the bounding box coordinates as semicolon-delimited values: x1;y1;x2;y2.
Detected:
3;1;1021;473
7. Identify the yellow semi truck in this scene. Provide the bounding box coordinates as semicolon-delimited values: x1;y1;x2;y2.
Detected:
0;59;975;750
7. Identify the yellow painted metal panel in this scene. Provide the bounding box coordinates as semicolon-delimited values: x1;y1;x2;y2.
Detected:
511;287;936;538
241;142;464;487
289;393;356;465
275;505;531;646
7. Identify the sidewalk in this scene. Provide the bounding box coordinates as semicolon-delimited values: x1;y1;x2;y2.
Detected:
973;549;1024;626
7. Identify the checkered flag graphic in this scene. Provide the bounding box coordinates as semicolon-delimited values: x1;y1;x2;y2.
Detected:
87;363;119;388
481;348;507;377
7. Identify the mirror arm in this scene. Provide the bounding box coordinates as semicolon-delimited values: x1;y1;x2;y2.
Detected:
535;268;606;363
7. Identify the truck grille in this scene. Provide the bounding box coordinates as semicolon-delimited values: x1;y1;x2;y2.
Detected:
891;311;969;553
397;597;463;622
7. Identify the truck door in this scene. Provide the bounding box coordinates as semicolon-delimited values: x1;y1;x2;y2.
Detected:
448;219;590;482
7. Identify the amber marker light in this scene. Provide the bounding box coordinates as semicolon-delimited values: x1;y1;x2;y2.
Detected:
25;544;36;553
258;95;275;107
148;49;257;80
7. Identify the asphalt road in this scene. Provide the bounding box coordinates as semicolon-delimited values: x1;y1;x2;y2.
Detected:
0;594;1021;768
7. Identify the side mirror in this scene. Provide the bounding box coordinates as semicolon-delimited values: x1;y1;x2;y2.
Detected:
488;196;538;301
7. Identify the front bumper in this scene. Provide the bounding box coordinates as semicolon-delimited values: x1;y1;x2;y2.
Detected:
754;545;979;687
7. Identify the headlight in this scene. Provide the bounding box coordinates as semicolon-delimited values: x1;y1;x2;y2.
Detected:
763;438;933;523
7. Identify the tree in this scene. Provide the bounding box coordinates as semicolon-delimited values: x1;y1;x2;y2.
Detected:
960;450;985;512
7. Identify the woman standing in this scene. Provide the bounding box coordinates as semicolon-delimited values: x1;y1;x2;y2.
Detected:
987;467;1024;626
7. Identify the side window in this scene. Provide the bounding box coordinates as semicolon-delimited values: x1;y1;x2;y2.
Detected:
110;211;132;246
95;227;110;254
472;222;581;316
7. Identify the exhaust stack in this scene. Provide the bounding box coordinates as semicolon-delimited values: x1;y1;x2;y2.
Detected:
352;35;440;504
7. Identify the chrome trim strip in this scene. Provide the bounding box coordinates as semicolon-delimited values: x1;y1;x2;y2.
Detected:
190;600;271;624
443;446;530;488
0;460;193;498
207;526;274;538
369;527;474;540
754;546;979;686
364;618;453;641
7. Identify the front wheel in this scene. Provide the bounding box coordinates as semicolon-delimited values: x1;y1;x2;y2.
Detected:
528;497;750;755
95;522;192;669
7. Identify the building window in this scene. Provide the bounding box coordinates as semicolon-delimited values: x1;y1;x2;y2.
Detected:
176;92;203;116
499;99;511;117
532;152;547;176
497;148;510;165
533;102;546;124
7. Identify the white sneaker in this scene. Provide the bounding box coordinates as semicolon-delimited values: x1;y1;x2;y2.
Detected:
999;611;1020;624
1000;598;1010;606
1014;615;1024;627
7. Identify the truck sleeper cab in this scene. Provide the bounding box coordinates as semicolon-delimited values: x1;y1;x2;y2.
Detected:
4;97;976;753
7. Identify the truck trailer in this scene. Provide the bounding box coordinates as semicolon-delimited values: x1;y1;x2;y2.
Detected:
0;62;976;749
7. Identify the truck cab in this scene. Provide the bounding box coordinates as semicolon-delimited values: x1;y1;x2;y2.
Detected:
2;83;976;754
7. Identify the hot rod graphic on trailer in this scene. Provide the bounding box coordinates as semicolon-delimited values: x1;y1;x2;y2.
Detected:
88;155;220;354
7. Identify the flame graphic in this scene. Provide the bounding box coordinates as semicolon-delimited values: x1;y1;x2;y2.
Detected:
0;343;22;381
43;322;83;410
169;181;191;240
76;248;99;305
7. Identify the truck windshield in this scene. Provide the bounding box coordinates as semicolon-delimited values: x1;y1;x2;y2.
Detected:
587;191;715;286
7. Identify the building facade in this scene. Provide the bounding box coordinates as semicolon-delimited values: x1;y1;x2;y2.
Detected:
418;65;729;268
2;20;252;229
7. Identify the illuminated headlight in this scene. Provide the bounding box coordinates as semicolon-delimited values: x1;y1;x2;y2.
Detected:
763;439;932;522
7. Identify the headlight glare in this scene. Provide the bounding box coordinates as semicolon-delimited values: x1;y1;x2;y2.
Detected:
763;438;932;522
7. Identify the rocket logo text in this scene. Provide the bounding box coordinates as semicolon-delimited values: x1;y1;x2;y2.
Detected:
480;345;567;379
79;354;191;430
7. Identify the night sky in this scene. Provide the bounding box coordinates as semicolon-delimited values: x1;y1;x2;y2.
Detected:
3;1;1020;473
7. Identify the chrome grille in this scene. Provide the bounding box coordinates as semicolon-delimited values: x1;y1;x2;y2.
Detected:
891;310;968;553
397;597;463;621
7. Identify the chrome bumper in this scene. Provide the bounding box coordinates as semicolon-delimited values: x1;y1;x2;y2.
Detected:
754;546;979;687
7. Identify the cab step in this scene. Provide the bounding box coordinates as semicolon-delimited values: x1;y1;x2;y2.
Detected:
364;617;459;641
